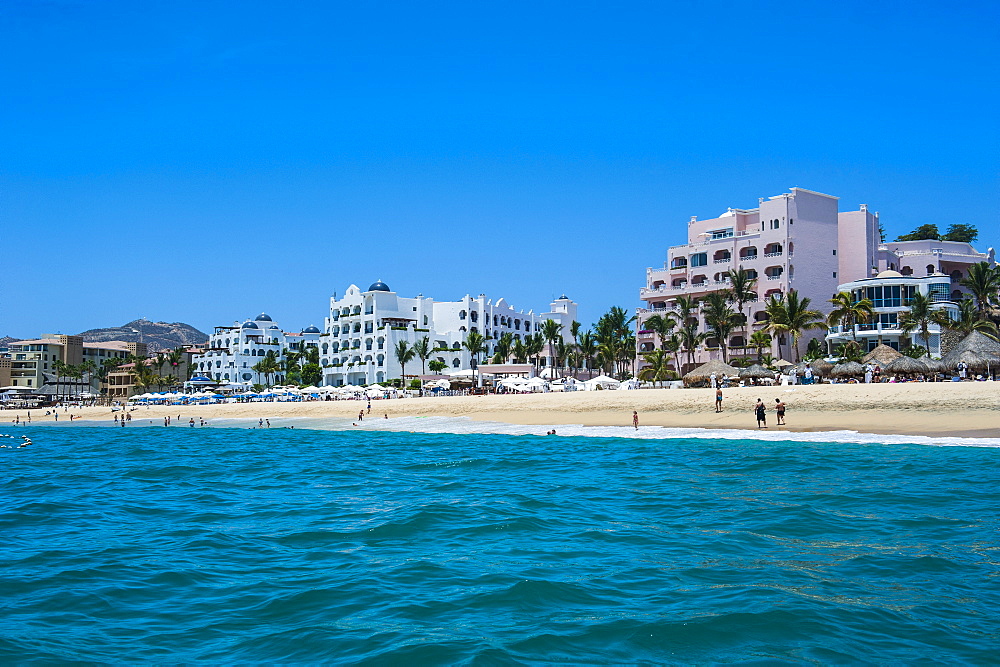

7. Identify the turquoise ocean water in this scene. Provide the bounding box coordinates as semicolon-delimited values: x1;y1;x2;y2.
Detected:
2;418;999;663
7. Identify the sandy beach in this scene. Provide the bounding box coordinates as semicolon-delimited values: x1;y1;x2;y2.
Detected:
6;382;999;438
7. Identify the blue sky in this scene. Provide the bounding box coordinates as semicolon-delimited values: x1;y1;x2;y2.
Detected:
3;0;998;336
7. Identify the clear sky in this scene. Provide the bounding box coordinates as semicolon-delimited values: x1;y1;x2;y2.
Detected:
3;0;998;337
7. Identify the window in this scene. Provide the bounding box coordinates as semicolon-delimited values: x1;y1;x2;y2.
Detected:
690;253;707;267
832;249;837;255
833;272;837;278
710;228;733;239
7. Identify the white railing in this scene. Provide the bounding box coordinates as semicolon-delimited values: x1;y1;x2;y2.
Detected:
714;257;731;264
764;251;783;258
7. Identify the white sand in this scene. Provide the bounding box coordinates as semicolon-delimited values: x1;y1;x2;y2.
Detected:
7;382;999;438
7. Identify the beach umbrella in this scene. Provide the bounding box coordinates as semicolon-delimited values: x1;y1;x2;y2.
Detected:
862;344;903;366
944;349;995;372
773;359;794;368
940;331;1000;370
683;360;741;385
738;364;776;379
884;356;927;375
830;361;865;378
920;357;948;374
806;359;834;377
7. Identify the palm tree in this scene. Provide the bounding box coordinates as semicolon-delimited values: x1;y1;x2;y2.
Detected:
428;359;447;374
394;339;416;386
643;313;677;350
726;267;758;349
678;322;706;371
525;333;545;376
153;352;167;376
663;333;683;375
764;290;824;362
462;331;488;386
959;261;1000;319
491;332;514;364
899;291;950;353
555;338;569;377
827;291;874;343
52;359;66;403
541;319;563;377
166;348;185;380
594;306;636;379
413;336;432;392
702;292;739;362
577;331;596;377
79;359;97;397
947;299;999;338
638;350;672;387
511;337;528;364
749;330;772;363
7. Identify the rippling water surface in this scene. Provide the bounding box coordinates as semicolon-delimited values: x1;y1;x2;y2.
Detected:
2;422;998;663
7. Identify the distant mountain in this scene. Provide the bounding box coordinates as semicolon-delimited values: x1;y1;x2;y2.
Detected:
77;319;209;353
0;335;18;349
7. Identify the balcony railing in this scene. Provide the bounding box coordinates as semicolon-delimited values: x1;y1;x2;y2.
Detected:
764;251;783;258
766;274;783;280
713;257;731;264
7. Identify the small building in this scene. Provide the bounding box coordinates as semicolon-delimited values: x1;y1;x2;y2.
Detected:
825;271;960;356
7;335;146;391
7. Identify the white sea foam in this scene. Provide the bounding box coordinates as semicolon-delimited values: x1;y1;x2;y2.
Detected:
287;415;1000;448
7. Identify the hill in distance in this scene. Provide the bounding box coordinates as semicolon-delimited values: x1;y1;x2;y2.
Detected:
76;319;209;353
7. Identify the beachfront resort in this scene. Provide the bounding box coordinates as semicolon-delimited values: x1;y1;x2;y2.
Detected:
3;186;999;408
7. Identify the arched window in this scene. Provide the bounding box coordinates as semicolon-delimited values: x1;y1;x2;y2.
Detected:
453;342;461;350
470;311;478;322
365;338;373;351
460;326;467;332
514;319;521;330
951;269;963;281
900;266;913;275
377;337;385;349
321;343;328;353
452;358;461;368
730;335;746;348
377;354;385;367
459;310;467;320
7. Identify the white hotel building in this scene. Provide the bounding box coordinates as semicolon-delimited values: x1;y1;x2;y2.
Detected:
193;313;322;384
320;281;578;386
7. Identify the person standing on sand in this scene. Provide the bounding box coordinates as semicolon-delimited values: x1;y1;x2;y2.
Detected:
632;411;639;430
715;388;723;413
754;399;767;428
775;398;786;425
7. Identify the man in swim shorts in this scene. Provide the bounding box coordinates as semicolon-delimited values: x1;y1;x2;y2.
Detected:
716;388;723;413
775;398;785;425
754;399;767;428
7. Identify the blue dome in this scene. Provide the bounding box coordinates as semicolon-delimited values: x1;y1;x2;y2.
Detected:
241;320;259;329
255;313;273;321
302;325;320;334
268;324;280;330
367;280;391;292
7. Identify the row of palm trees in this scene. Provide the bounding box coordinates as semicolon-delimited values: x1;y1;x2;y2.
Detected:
390;306;641;384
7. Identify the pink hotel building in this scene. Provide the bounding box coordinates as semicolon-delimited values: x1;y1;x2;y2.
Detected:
637;187;994;370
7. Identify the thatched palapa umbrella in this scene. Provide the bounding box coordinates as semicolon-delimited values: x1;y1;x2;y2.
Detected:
920;357;948;375
683;360;740;386
883;356;927;375
862;344;903;366
831;361;865;378
940;331;1000;372
739;364;776;380
809;359;834;377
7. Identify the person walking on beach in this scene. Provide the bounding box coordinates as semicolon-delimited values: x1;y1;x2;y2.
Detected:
632;410;639;430
715;388;723;413
754;399;767;428
775;398;786;425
